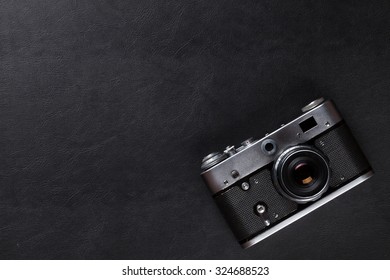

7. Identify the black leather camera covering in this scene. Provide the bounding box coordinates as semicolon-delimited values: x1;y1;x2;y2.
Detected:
0;1;389;259
314;123;371;188
215;168;298;242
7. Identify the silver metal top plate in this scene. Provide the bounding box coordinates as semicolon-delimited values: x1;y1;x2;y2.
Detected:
201;100;343;194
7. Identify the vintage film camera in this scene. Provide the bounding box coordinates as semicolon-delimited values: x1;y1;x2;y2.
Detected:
200;98;373;248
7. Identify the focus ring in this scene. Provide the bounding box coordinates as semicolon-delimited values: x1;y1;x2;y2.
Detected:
272;146;330;203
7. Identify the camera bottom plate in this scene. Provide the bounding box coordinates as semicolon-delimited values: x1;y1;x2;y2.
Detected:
241;170;374;249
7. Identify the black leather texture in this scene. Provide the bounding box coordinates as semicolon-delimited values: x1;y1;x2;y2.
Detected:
215;168;298;242
0;0;389;259
314;122;371;188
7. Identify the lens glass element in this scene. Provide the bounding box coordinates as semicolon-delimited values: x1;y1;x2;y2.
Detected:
273;146;330;203
293;162;315;186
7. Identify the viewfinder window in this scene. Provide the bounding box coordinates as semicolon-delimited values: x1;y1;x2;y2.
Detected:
299;116;317;132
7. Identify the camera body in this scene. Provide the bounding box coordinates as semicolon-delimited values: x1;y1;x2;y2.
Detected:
200;98;373;248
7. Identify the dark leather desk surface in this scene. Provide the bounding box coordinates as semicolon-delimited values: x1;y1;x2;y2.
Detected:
0;1;389;259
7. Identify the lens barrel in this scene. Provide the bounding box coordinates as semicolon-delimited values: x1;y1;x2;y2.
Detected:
273;146;330;203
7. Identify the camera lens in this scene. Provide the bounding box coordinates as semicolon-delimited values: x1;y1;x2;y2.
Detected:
293;163;315;186
273;146;330;203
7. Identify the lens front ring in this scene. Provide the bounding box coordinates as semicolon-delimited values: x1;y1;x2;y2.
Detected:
272;145;330;203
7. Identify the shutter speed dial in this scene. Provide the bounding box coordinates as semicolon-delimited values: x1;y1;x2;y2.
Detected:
201;152;227;171
201;138;255;171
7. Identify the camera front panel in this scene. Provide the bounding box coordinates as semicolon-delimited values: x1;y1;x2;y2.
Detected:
213;121;371;245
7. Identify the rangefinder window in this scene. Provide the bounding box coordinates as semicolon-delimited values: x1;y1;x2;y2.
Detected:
299;116;317;133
